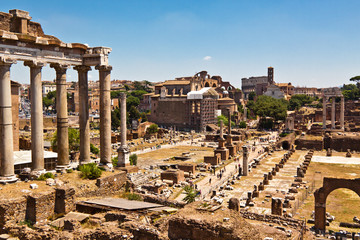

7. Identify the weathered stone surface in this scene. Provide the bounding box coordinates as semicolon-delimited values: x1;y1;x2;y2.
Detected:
228;198;240;212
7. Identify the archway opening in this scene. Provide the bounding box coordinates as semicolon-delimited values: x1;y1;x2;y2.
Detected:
282;141;290;150
325;188;360;229
205;82;210;87
212;83;217;87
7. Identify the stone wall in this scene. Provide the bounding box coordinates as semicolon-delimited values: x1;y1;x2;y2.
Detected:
295;138;323;150
26;191;55;223
96;172;127;188
324;134;360;152
0;197;27;229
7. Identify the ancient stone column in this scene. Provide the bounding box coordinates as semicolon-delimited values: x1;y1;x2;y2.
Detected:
74;65;91;164
220;120;224;139
25;61;46;172
243;106;247;121
117;93;130;167
227;110;231;134
96;65;112;168
331;97;335;129
340;96;344;130
242;145;248;176
0;60;17;182
51;64;69;169
322;96;326;129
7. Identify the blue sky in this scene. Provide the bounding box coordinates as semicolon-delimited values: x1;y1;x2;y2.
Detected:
1;0;360;88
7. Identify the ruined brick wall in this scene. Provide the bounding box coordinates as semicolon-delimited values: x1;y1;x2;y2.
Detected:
0;198;27;229
178;164;195;174
295;138;323;150
26;191;55;223
324;135;360;152
96;172;127;189
161;170;185;184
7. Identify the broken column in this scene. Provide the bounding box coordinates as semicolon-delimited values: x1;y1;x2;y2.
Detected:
25;61;46;173
0;59;17;183
242;145;248;176
117;93;130;167
214;120;229;161
50;63;69;170
97;65;113;168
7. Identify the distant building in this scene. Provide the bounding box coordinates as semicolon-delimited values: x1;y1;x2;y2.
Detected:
42;84;56;97
242;67;274;99
294;87;322;97
263;84;285;99
275;82;294;96
147;71;241;131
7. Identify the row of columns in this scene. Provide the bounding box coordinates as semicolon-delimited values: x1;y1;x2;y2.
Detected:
322;96;344;130
0;59;113;181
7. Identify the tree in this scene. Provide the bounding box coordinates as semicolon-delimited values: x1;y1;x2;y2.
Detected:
111;108;121;129
341;84;360;100
147;124;159;134
251;95;288;121
131;90;148;100
140;112;148;122
126;95;140;109
43;97;53;108
239;121;247;128
217;115;235;127
248;91;256;101
350;76;360;89
288;94;315;110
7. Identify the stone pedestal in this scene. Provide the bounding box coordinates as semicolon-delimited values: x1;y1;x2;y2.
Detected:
271;197;283;216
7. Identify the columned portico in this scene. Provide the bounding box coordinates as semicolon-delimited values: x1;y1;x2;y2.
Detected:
25;61;46;172
340;96;344;130
0;59;17;182
322;88;344;131
74;65;91;164
51;63;70;169
96;65;112;168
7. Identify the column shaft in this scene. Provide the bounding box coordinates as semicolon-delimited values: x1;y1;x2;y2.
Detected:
243;146;248;176
120;93;127;147
74;66;91;164
0;62;15;178
322;97;326;129
331;97;335;129
51;64;69;167
340;96;345;130
96;65;112;165
25;61;45;171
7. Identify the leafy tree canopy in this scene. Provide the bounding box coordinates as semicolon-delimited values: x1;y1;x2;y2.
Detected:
251;95;288;121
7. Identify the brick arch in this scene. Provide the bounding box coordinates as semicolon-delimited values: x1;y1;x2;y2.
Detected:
314;177;360;230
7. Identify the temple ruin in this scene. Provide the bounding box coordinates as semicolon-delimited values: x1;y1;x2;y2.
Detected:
0;9;113;182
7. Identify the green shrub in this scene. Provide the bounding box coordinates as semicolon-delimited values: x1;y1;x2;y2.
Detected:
66;169;73;173
112;157;118;167
37;172;54;181
125;192;142;201
90;143;99;155
129;154;137;166
239;121;247;128
79;163;102;180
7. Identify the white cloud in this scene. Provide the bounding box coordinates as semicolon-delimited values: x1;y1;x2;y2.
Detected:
203;56;212;61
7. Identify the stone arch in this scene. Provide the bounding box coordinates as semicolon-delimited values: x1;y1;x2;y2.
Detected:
282;141;290;150
314;177;360;231
205;82;210;87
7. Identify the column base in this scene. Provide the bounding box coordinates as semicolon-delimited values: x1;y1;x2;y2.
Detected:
56;164;71;173
117;149;130;167
99;162;113;171
0;175;18;184
30;169;46;179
